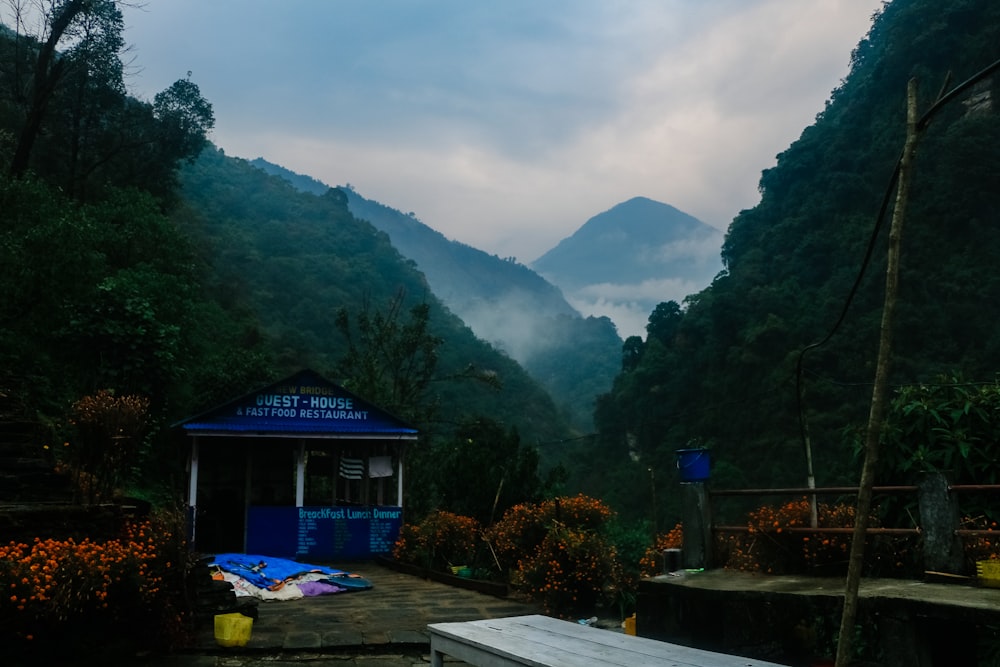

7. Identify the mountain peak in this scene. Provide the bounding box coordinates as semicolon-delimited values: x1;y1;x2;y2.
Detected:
529;197;723;337
531;197;720;279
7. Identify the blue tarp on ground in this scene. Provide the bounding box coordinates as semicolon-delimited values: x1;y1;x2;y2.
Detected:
209;553;372;600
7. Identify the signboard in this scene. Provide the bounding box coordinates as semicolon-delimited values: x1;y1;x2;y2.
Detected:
239;384;369;421
246;505;403;560
180;369;418;436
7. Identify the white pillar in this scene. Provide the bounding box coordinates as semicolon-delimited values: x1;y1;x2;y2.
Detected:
188;436;199;544
243;449;253;553
295;440;306;507
188;436;199;508
397;450;404;508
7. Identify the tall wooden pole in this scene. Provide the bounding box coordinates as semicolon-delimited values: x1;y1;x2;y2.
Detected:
835;78;919;667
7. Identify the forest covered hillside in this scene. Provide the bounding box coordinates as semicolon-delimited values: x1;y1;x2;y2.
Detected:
578;0;1000;522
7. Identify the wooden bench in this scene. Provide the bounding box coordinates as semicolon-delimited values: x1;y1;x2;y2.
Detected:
427;614;786;667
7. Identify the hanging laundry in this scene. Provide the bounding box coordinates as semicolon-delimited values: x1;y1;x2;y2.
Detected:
339;457;364;479
369;456;393;478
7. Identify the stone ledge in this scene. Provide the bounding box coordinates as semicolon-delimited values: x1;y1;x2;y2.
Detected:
637;569;1000;665
374;557;509;598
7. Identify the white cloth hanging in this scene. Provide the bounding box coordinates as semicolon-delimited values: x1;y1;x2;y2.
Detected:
368;456;393;478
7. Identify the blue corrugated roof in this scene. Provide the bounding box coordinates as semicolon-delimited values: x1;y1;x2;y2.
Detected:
174;369;418;437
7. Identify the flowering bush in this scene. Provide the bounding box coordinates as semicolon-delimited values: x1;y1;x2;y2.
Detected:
713;497;922;576
487;495;625;616
639;523;683;577
394;495;628;616
392;510;481;571
67;390;150;503
485;494;614;572
960;515;1000;567
799;500;855;571
718;498;881;574
482;501;546;571
515;523;627;616
392;523;424;565
0;511;190;659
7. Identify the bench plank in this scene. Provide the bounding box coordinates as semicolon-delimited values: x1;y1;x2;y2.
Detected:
428;614;786;667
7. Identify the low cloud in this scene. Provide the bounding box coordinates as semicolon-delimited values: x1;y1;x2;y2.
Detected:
578;277;707;303
566;297;650;342
457;295;554;364
568;275;715;339
639;232;725;267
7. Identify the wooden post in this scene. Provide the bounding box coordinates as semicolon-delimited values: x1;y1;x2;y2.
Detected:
680;482;712;569
836;78;919;667
918;472;963;573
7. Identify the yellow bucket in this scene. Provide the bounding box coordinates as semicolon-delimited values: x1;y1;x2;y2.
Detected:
214;612;253;647
976;560;1000;588
624;614;636;636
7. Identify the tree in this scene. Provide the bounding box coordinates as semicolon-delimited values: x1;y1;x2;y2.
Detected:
7;0;117;177
152;75;214;165
43;0;125;195
432;418;543;525
334;291;442;425
877;378;1000;488
2;2;214;199
621;335;643;372
645;301;682;344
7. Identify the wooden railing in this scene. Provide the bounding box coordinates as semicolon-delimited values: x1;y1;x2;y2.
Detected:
710;484;919;537
675;475;1000;573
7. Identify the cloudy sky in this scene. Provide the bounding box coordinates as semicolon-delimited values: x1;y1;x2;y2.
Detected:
119;0;882;264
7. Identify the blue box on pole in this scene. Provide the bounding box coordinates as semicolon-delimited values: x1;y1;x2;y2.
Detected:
676;448;710;482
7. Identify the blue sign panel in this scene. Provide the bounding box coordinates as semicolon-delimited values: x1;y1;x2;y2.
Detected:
246;505;403;560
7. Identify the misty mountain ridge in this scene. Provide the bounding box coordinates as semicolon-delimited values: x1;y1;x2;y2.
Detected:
250;158;621;431
531;197;724;338
250;159;578;357
251;159;722;342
